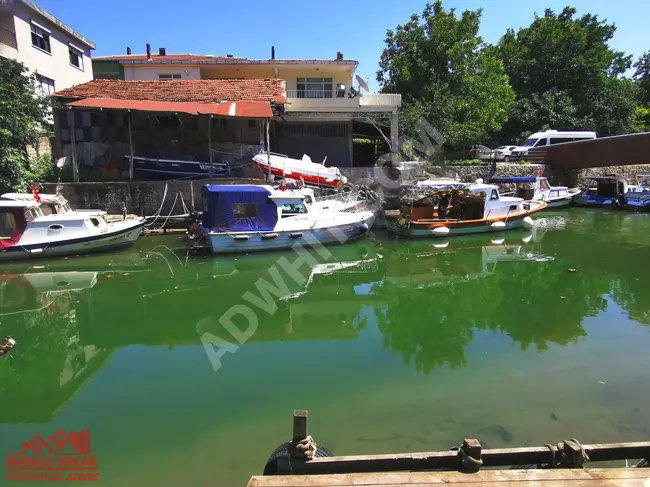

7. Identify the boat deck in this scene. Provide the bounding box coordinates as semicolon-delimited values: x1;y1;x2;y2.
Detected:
247;468;650;486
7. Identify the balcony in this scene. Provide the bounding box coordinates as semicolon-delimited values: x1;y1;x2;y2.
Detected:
285;90;401;113
285;89;360;112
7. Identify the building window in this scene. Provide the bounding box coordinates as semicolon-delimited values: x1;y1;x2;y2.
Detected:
69;45;84;70
159;74;181;80
296;77;333;98
31;23;51;53
36;74;55;95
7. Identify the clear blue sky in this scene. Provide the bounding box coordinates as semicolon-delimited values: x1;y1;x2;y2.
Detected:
38;0;649;92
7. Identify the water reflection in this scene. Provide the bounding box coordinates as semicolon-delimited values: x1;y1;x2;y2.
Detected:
1;211;650;425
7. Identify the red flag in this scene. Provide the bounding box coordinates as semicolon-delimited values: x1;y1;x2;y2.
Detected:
280;179;286;192
31;184;42;203
300;176;304;189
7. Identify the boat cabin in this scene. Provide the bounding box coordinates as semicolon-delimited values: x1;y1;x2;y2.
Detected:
1;193;72;215
200;184;317;233
399;184;524;223
583;176;627;198
490;176;570;200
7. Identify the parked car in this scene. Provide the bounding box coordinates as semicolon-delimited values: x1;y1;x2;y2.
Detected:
510;130;597;161
491;145;518;162
467;145;493;160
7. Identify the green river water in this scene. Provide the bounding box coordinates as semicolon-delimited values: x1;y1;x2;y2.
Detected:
1;208;650;485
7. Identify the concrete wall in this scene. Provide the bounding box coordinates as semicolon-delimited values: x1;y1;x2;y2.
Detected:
2;3;93;91
123;64;201;80
42;178;268;216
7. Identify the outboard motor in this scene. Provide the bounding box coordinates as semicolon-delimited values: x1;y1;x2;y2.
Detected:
0;336;16;357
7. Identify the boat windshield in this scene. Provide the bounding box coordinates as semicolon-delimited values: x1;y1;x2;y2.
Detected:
280;202;308;216
522;138;539;147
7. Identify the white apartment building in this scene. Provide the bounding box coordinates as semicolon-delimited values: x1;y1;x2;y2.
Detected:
0;0;94;99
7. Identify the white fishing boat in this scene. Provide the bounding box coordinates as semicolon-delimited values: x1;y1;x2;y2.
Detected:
252;152;347;189
191;185;375;254
414;177;468;191
490;176;580;208
0;200;145;261
385;183;546;238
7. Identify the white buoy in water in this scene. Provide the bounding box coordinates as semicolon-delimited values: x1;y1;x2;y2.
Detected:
432;241;450;248
521;234;533;244
491;238;505;245
522;216;535;229
431;226;450;236
491;221;506;229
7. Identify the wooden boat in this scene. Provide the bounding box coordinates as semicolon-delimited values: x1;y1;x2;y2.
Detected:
250;410;650;486
0;200;145;261
385;183;547;239
490;176;580;209
252;152;347;189
190;184;375;254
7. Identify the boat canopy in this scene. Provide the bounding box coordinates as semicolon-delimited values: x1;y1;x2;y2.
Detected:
201;185;278;232
490;176;536;183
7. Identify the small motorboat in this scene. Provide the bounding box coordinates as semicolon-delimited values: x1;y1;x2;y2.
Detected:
385;183;547;238
0;200;145;261
490;176;580;209
622;175;650;211
190;184;374;254
572;176;633;208
252;152;347;189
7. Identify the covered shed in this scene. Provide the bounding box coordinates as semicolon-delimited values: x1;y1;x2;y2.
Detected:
51;79;287;181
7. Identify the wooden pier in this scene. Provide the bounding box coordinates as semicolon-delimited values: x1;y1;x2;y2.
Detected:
247;410;650;486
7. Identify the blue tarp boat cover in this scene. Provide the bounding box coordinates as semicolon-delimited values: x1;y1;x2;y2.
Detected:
490;176;536;183
201;185;278;232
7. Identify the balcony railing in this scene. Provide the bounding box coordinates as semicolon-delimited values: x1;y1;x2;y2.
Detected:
0;26;18;50
286;89;350;99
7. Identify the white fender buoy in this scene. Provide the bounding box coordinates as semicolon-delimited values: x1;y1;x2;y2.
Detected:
603;199;612;205
359;222;369;232
491;221;507;229
431;226;450;236
522;216;535;229
432;241;449;248
521;234;533;244
491;238;505;245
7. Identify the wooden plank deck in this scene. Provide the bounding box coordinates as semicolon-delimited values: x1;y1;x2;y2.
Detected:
248;468;650;486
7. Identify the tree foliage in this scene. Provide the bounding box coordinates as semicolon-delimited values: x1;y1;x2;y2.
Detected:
634;51;650;105
0;57;51;192
497;7;639;141
376;0;515;149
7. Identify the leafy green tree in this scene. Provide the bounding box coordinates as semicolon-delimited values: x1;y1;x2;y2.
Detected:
634;51;650;105
0;57;51;192
632;52;650;131
376;0;515;150
498;7;638;141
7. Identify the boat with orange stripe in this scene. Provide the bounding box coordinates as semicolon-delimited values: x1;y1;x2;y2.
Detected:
385;182;547;238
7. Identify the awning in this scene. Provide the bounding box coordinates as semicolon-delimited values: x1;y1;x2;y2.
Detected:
65;98;273;118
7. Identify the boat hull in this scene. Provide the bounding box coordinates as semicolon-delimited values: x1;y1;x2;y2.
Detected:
572;193;614;207
0;221;145;261
545;196;573;208
253;154;346;189
130;156;230;180
205;215;375;254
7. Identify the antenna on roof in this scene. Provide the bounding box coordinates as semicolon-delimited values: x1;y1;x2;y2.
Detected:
355;75;369;92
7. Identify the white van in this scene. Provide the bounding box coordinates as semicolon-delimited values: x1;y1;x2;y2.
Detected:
510;130;597;160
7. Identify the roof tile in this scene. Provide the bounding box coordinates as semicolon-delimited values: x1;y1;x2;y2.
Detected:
53;79;287;104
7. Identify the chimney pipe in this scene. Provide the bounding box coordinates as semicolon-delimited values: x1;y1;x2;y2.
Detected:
336;51;343;61
146;43;151;60
271;46;275;60
159;47;166;56
126;47;131;55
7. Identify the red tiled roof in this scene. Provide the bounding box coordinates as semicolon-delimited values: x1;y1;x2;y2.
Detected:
66;99;273;118
92;54;243;62
53;79;287;104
